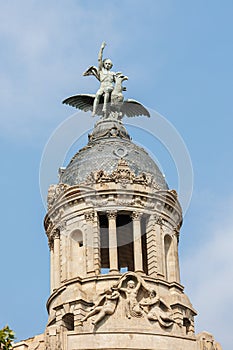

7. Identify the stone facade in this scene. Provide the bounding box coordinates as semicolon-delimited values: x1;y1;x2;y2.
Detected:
13;116;222;350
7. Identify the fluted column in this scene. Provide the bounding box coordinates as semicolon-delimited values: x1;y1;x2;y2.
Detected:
131;212;143;272
107;211;118;273
53;229;60;289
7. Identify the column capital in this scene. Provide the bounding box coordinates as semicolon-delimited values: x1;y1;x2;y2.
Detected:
48;238;54;250
84;211;95;222
106;210;117;220
131;211;143;221
53;229;60;240
154;214;163;225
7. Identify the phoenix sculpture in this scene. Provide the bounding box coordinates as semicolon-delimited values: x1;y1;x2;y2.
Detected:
63;42;150;120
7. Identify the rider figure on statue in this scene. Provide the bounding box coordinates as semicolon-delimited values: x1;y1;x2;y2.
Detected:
83;41;116;116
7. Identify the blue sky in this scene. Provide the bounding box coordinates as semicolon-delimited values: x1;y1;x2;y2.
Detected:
0;1;233;349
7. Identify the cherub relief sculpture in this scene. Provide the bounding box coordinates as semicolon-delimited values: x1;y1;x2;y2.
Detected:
140;290;174;327
117;275;143;318
78;272;175;328
63;42;150;119
78;286;120;326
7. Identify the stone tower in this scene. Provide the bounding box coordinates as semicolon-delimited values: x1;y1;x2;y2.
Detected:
41;116;219;350
13;43;222;350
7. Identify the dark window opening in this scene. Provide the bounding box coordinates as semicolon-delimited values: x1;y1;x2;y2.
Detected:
99;214;110;269
183;317;191;334
62;313;74;331
117;214;134;272
141;216;148;275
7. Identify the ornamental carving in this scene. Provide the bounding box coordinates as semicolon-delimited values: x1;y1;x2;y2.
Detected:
85;211;95;222
53;229;60;240
47;183;70;210
154;215;163;225
85;158;161;190
78;272;175;328
131;211;143;221
106;210;117;219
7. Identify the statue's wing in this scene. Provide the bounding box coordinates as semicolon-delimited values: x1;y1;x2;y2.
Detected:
121;99;150;118
83;66;100;81
63;94;95;112
62;94;104;116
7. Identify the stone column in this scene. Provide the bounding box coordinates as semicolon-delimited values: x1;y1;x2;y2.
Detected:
93;213;101;275
53;229;60;289
107;211;118;273
50;241;54;292
146;215;157;278
155;216;165;278
173;230;181;283
131;212;143;273
85;211;97;276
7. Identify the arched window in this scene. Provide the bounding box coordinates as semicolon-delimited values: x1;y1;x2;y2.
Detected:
70;229;83;247
62;313;74;331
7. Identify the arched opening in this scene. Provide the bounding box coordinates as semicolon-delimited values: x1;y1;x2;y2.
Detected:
70;229;83;247
62;313;74;331
68;229;84;279
164;234;173;281
117;214;134;272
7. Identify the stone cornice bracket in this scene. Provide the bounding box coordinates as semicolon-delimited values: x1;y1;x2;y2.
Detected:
106;210;117;219
58;221;66;232
84;211;95;222
131;211;143;221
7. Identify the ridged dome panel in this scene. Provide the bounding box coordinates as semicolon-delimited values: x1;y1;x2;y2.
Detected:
60;137;168;190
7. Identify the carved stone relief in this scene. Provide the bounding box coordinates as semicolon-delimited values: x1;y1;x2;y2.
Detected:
85;158;161;190
78;272;175;328
47;183;70;210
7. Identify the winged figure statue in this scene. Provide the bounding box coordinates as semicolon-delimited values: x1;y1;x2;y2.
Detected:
63;42;150;119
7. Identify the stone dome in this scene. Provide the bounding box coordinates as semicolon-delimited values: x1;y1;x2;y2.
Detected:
60;118;168;190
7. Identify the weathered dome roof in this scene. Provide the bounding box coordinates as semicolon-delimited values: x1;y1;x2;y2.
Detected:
60;118;168;190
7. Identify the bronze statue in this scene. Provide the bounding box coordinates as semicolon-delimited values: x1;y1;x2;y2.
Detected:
63;42;150;119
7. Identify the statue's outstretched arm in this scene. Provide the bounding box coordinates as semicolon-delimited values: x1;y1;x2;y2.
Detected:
98;41;106;69
135;281;141;292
